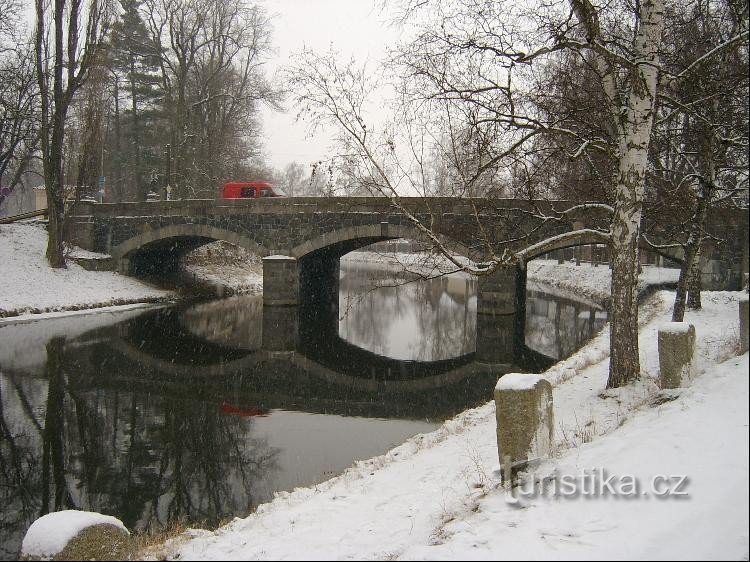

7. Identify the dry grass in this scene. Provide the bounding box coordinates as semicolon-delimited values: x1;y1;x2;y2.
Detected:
129;520;194;561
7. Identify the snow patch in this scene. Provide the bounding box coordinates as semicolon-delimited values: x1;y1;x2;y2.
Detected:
495;372;547;391
659;321;694;334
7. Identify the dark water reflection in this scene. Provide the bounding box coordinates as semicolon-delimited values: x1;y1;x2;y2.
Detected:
0;260;606;559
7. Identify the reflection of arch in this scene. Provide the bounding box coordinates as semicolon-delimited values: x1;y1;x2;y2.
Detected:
290;223;471;259
101;339;510;394
111;224;271;268
288;354;511;393
107;339;266;377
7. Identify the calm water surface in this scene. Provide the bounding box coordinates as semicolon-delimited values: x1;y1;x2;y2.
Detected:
0;259;606;559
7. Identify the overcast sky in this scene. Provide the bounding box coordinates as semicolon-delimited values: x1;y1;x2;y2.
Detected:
259;0;399;172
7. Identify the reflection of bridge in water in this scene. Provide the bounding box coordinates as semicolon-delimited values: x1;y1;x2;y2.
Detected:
62;296;534;421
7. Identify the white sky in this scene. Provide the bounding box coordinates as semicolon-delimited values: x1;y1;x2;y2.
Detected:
259;0;399;171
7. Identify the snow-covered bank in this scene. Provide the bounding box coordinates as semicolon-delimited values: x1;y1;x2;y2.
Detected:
526;258;681;305
0;223;174;318
180;240;263;295
139;289;747;561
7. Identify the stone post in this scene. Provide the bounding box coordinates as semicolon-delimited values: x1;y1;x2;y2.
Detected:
494;373;554;476
740;296;749;354
658;322;696;389
262;255;299;306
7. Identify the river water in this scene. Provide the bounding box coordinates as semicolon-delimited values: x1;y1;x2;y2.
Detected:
0;259;606;558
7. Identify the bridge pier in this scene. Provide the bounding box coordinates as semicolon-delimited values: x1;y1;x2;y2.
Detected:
262;255;300;306
475;264;526;363
262;253;341;308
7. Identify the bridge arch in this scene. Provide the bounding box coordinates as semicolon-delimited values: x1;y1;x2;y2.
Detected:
111;224;272;273
517;229;610;264
517;229;686;267
289;222;472;260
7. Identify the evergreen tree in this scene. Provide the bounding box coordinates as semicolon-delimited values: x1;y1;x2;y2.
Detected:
107;0;165;201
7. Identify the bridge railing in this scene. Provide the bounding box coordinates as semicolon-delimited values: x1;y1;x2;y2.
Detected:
0;208;48;224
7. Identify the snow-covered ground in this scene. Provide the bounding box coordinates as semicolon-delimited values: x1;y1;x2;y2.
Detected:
3;222;748;560
180;239;264;295
0;223;175;318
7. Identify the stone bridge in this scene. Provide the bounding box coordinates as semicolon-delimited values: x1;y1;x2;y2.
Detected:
65;197;743;355
67;196;747;288
66;196;747;362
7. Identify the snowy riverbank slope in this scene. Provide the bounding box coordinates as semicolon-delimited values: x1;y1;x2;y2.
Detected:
0;223;174;318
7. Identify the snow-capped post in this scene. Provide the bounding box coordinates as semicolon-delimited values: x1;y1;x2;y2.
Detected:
657;322;696;388
739;296;749;354
20;510;131;561
494;373;554;481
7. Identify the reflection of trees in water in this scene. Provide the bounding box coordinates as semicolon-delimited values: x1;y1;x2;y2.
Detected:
413;276;477;362
0;337;280;558
338;263;476;361
0;371;45;559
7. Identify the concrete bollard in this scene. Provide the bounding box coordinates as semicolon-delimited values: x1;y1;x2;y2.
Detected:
740;296;749;354
494;373;554;477
658;322;696;389
20;510;131;561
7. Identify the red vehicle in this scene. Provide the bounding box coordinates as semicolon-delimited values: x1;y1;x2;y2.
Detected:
222;181;280;199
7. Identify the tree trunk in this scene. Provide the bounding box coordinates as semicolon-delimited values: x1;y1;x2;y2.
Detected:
604;0;664;388
129;56;144;201
45;114;67;269
608;209;642;386
45;186;66;268
686;247;702;309
672;259;689;322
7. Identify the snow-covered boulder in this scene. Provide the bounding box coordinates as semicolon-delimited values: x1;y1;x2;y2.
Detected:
20;510;131;561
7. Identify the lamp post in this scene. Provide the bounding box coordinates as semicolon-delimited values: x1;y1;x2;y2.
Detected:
163;143;171;200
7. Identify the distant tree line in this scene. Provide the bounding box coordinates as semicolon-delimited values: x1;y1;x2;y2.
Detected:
0;0;282;210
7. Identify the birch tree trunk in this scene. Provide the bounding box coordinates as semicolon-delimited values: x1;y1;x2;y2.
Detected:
603;0;665;387
686;248;703;310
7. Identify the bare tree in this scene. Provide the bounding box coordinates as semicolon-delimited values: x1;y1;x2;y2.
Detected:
288;0;747;387
275;161;305;197
0;0;38;211
142;0;280;199
34;0;114;267
647;0;749;320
